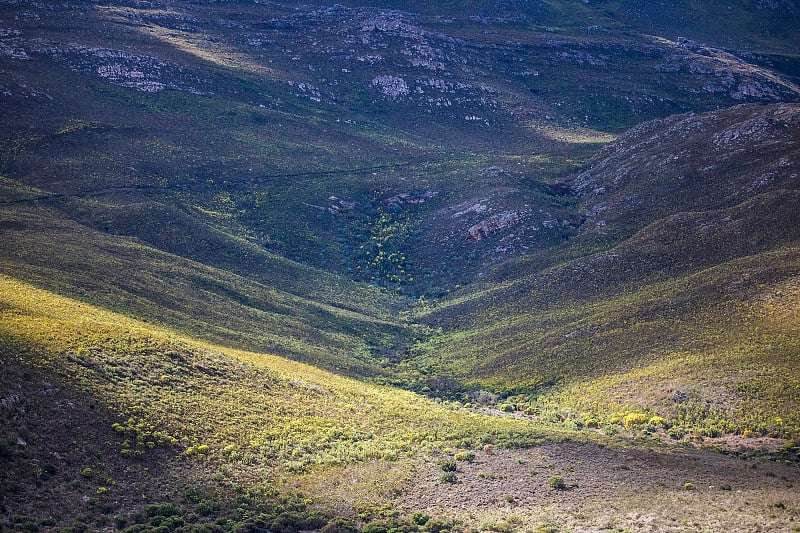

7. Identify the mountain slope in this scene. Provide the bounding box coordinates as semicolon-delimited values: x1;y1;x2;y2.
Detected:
411;103;800;437
2;0;800;296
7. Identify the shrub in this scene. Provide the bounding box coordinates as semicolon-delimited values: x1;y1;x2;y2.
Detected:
623;413;648;429
113;515;127;530
440;472;458;484
648;416;666;428
411;512;430;526
363;522;389;533
425;517;457;533
0;439;14;459
683;482;695;491
499;404;515;413
145;502;180;518
453;451;475;462
438;460;457;472
667;426;686;440
321;517;357;533
547;476;566;490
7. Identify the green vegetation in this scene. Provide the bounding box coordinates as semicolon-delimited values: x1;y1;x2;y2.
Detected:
547;476;566;491
1;0;799;530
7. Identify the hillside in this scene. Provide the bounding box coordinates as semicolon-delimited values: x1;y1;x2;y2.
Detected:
411;103;800;437
2;0;800;531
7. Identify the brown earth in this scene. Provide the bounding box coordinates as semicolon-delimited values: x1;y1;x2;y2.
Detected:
391;443;800;532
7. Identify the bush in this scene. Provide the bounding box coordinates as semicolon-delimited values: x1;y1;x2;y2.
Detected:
113;515;127;530
321;517;357;533
439;472;458;484
0;439;13;458
321;518;357;533
425;517;457;533
499;404;515;413
623;413;648;429
145;502;180;518
547;476;566;490
411;512;430;526
363;522;389;533
438;460;457;472
453;451;475;462
667;426;686;440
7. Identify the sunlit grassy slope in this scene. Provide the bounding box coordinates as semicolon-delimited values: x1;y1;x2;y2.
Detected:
0;272;555;474
0;271;576;530
410;104;800;438
0;196;409;378
0;276;552;469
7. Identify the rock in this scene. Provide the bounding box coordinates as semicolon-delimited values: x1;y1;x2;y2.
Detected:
467;211;523;241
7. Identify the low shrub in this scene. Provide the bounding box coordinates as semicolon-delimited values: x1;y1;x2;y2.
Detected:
411;512;430;526
440;472;458;484
438;460;457;472
547;476;566;490
623;413;648;429
453;451;475;462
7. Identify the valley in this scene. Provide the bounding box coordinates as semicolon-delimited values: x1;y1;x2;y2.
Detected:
1;0;800;531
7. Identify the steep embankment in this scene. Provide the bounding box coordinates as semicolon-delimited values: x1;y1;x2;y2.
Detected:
413;103;800;438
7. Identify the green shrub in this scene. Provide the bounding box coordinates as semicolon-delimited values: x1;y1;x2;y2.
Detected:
440;472;458;484
453;451;475;462
438;460;457;472
363;522;389;533
547;476;566;490
0;439;12;458
667;426;686;440
321;517;357;533
683;482;695;491
425;517;458;533
113;515;127;530
145;502;180;518
411;512;431;526
499;404;515;413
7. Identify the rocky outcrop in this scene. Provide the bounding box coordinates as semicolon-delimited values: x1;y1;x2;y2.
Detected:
467;211;524;241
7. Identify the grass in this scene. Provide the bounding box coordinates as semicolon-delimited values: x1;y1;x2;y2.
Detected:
0;274;569;469
1;2;800;529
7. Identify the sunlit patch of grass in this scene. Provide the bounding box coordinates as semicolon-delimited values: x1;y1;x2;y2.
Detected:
0;275;572;477
411;246;800;440
132;21;274;75
528;124;617;145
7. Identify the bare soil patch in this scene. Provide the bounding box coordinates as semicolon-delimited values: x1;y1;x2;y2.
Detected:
393;442;800;532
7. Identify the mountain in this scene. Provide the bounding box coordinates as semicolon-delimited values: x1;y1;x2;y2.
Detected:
411;103;800;437
1;0;800;531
